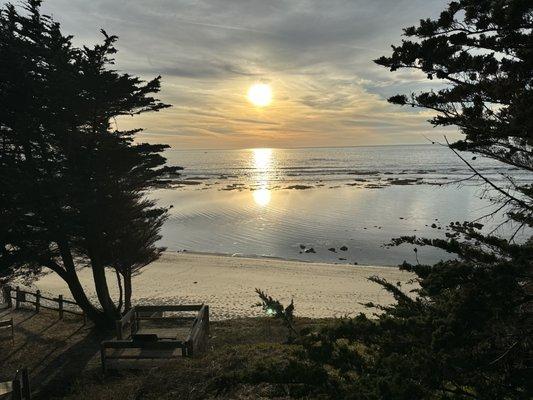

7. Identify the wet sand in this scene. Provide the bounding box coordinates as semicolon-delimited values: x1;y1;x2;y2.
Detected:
36;252;415;320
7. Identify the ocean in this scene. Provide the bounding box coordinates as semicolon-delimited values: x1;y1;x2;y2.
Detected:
153;144;529;266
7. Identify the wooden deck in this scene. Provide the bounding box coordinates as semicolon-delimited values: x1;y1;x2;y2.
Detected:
103;347;185;370
101;305;209;372
136;325;192;340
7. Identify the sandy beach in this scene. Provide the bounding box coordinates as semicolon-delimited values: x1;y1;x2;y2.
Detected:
35;252;415;320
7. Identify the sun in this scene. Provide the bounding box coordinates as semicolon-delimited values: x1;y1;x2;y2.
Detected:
247;83;272;107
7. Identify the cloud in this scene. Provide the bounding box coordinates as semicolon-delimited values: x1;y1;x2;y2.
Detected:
12;0;460;148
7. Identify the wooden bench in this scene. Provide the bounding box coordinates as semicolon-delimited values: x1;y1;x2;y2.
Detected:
101;304;209;372
0;317;14;344
0;369;31;400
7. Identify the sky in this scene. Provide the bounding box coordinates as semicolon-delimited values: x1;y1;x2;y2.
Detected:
19;0;459;149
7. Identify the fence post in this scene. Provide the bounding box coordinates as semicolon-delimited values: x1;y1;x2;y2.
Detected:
15;286;21;309
35;290;41;313
187;340;193;357
2;285;12;308
21;368;30;400
115;320;123;340
58;295;64;319
12;373;22;400
205;305;210;336
100;347;107;374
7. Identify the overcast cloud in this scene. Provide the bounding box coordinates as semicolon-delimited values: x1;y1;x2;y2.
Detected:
7;0;459;148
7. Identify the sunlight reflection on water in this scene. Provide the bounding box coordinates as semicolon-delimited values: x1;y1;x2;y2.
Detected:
155;145;531;265
253;187;271;207
251;148;273;207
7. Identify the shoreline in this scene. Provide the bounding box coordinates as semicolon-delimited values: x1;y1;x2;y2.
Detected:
35;251;416;320
174;249;399;267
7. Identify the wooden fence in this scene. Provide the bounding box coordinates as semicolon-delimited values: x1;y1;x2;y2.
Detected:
0;368;31;400
1;285;86;323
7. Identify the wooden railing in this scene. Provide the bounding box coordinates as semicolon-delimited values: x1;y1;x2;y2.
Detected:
0;368;31;400
0;317;14;344
1;285;86;323
114;304;207;340
101;304;210;372
115;307;137;340
186;304;209;356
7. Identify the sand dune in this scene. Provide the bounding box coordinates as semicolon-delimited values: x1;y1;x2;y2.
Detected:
36;252;416;320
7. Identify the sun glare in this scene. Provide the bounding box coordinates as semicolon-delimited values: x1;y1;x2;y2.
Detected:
253;187;271;207
252;148;273;207
253;148;272;170
247;83;272;107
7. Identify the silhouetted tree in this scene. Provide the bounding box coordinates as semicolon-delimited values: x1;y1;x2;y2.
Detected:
0;0;180;325
375;0;532;228
248;1;532;399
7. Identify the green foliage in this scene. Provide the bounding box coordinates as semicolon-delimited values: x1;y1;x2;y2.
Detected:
248;258;531;398
0;0;180;324
255;288;297;342
374;0;532;191
242;1;533;399
299;261;530;399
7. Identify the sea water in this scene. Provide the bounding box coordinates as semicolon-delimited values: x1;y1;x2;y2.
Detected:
154;144;530;266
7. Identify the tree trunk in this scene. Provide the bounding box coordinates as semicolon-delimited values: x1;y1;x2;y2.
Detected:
91;260;119;321
124;270;132;312
56;239;113;327
65;271;109;325
115;269;123;313
55;239;116;327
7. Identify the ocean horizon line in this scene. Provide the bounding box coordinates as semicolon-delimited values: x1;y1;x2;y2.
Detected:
165;142;437;152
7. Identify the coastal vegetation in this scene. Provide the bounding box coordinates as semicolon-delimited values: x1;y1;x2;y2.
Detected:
1;307;326;399
0;0;180;326
251;1;532;398
0;0;531;399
